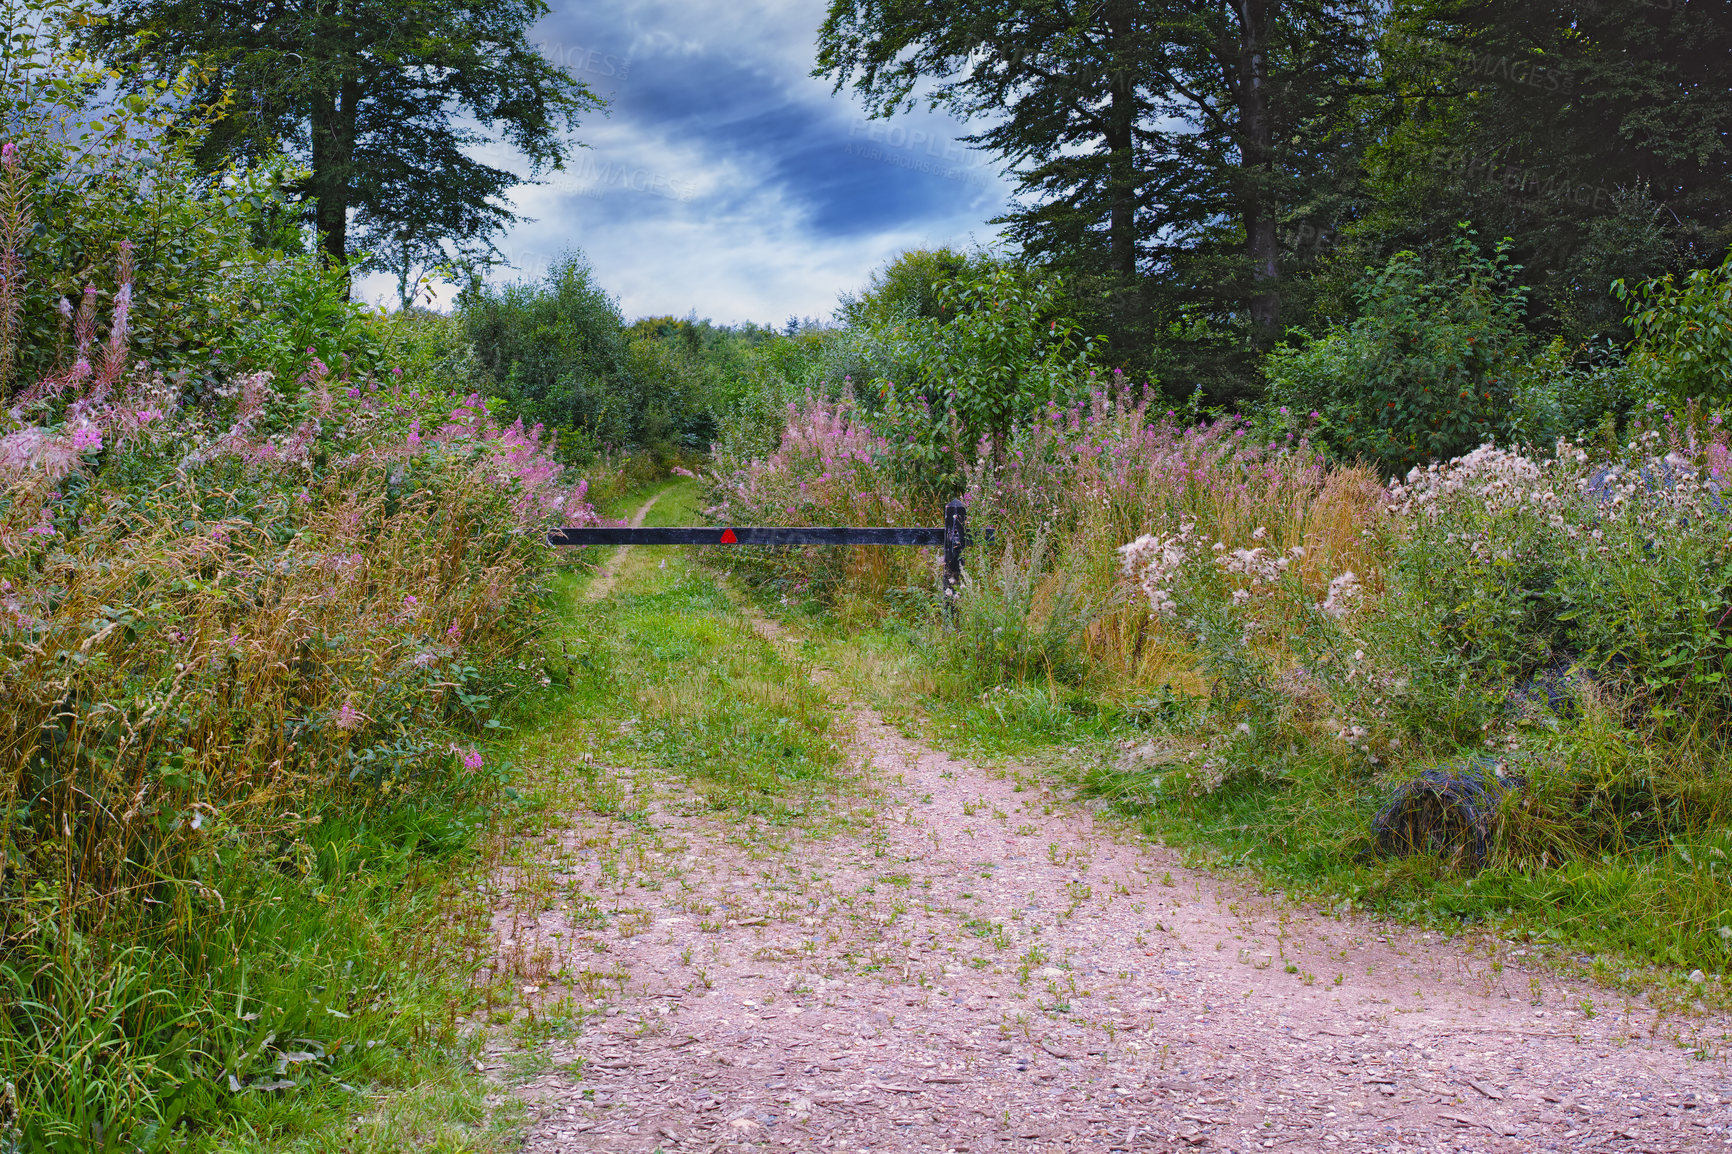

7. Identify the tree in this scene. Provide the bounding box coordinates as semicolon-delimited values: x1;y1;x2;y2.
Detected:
833;246;997;327
459;254;631;450
1332;0;1732;342
84;0;601;286
816;0;1375;385
1266;229;1530;475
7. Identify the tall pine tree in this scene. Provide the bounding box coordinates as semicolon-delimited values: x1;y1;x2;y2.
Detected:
1330;0;1732;341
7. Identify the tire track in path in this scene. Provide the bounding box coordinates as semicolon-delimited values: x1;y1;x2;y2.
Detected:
583;486;666;601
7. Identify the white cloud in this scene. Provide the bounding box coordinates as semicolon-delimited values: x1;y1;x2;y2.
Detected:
354;0;1011;323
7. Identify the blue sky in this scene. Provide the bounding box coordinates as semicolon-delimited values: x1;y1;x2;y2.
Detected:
355;0;1012;325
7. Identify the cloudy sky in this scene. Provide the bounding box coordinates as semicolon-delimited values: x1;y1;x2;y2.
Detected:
354;0;1012;326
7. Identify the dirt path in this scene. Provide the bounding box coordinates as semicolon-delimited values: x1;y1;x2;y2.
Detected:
501;518;1732;1153
583;487;666;601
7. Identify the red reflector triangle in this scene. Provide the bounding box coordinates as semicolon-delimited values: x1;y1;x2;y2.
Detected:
719;528;738;544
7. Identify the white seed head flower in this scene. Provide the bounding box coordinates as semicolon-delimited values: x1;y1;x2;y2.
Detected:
1319;571;1362;620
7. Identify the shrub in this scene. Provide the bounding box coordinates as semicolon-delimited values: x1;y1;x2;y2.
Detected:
0;0;377;397
1389;433;1732;716
706;392;926;604
1508;336;1637;444
1615;251;1732;407
834;246;998;328
460;253;725;458
946;531;1097;691
869;263;1103;491
1267;228;1531;476
0;121;603;1145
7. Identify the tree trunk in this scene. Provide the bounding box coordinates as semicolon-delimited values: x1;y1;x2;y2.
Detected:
310;96;345;261
1233;0;1281;346
1104;8;1139;281
309;21;359;288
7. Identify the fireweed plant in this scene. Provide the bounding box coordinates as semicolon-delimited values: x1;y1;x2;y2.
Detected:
0;135;607;1148
706;392;925;612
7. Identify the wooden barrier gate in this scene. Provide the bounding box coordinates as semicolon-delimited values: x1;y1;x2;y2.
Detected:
547;498;991;598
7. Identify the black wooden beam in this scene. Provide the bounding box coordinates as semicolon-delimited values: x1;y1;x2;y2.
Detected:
546;525;992;548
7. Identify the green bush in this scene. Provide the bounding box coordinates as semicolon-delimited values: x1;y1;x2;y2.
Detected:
1267;229;1531;476
834;246;998;328
1385;439;1732;715
946;533;1097;692
1508;337;1637;444
0;0;379;399
460;253;726;457
1616;252;1732;407
867;262;1103;493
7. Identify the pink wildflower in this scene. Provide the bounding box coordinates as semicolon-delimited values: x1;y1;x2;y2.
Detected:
335;700;361;731
69;426;102;453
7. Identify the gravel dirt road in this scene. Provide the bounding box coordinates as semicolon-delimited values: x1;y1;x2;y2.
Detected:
498;531;1732;1154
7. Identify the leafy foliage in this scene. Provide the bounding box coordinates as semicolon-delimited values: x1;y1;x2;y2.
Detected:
817;0;1378;388
1616;253;1732;407
84;0;602;285
1267;230;1530;475
859;261;1104;492
1347;0;1732;345
834;245;997;328
461;255;738;458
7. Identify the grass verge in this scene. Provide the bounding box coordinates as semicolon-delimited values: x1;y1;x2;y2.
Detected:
4;764;517;1153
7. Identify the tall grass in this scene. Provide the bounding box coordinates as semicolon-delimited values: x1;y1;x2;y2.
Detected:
0;138;610;1146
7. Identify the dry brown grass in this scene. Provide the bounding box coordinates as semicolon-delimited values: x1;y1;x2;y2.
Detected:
1;454;552;943
1065;462;1388;695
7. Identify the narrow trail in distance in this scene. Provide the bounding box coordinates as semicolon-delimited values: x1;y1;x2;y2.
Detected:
501;497;1732;1154
583;486;666;601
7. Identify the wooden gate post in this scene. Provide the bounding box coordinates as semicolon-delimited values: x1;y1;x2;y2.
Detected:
943;499;966;610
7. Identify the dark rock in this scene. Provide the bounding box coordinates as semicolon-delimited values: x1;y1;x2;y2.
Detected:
1370;756;1523;869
